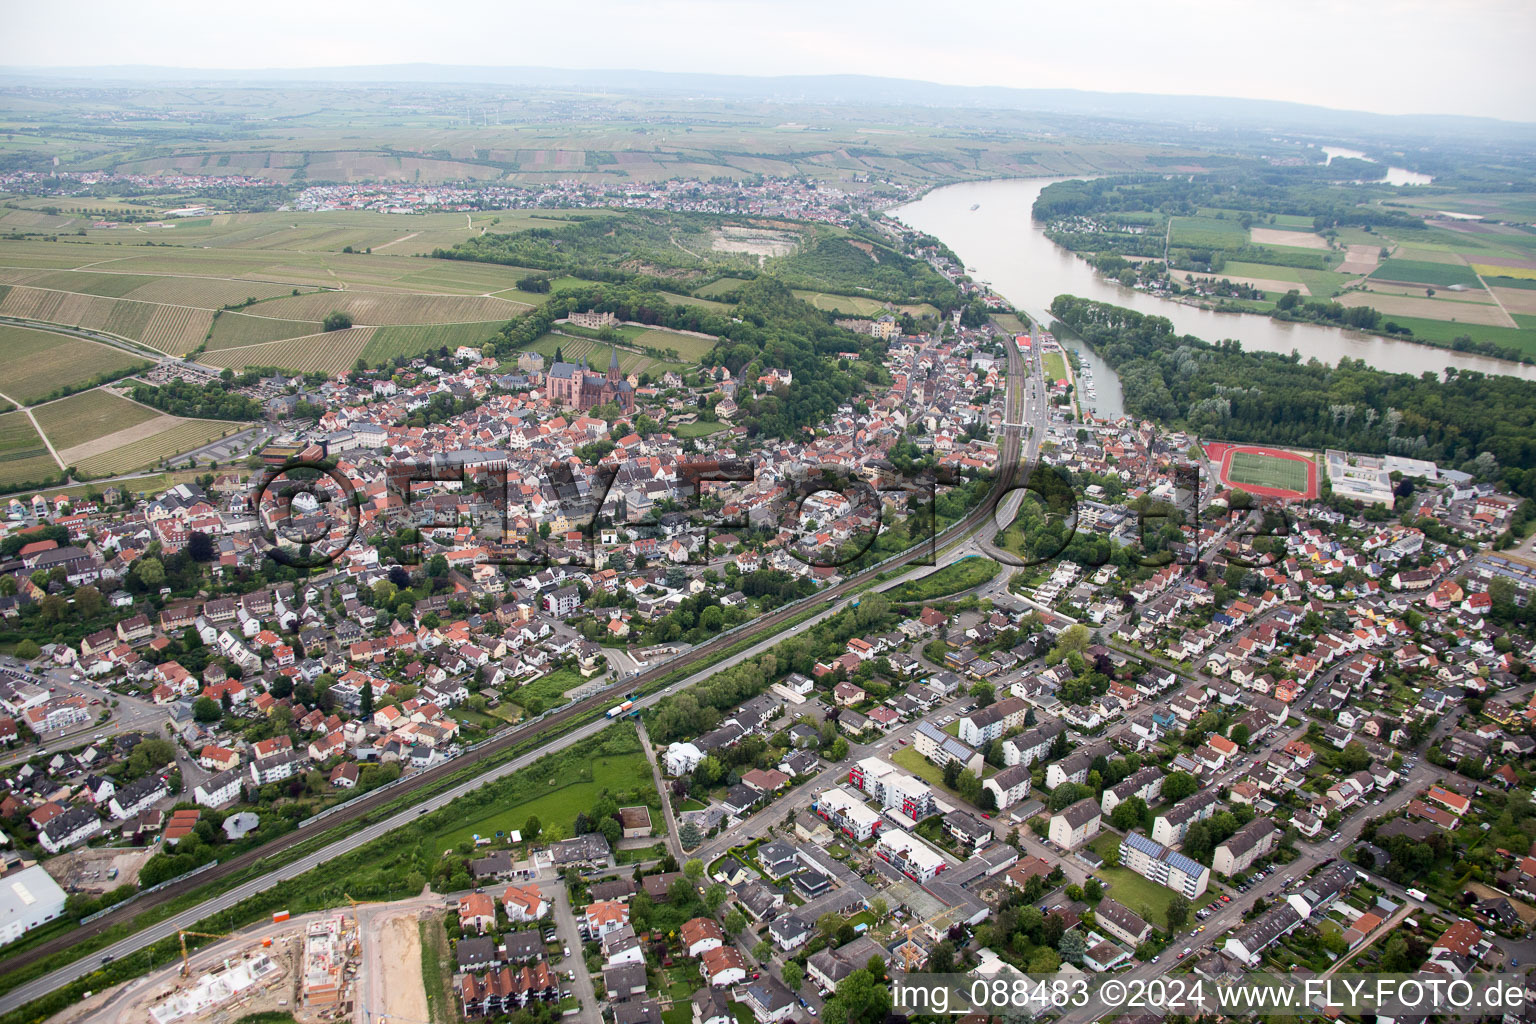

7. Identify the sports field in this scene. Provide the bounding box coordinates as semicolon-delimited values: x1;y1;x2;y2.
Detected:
1205;442;1319;500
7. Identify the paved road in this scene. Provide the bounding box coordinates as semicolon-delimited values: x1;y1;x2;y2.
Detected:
0;314;1045;1010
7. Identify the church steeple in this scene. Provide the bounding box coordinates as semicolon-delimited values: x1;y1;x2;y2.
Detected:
608;346;621;383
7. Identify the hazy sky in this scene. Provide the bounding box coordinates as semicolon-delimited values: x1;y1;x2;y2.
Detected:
11;0;1536;122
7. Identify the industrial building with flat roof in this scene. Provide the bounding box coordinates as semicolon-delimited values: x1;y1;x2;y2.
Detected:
0;865;67;944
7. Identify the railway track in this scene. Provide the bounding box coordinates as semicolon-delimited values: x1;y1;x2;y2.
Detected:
0;335;1031;987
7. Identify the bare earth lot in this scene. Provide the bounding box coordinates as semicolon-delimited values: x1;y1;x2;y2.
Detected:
1179;270;1309;295
1337;244;1382;275
1338;291;1517;327
1250;227;1330;250
377;912;431;1024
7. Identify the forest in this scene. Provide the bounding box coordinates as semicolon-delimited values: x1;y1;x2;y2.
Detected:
433;209;958;306
1033;173;1426;232
492;278;888;438
128;377;264;420
1048;295;1536;502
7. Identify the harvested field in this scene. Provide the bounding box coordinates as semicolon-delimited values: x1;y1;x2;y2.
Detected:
72;418;243;478
201;326;376;375
1338;291;1516;327
0;324;149;404
1337;244;1383;275
1360;280;1495;301
242;291;523;325
32;390;159;452
1491;288;1536;316
1178;271;1307;295
1250;227;1330;249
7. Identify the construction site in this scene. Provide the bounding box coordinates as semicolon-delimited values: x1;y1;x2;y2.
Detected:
43;910;363;1024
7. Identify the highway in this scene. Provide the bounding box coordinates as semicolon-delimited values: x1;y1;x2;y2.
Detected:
0;319;1046;1011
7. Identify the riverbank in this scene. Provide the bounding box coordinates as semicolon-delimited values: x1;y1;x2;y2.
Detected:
891;177;1536;382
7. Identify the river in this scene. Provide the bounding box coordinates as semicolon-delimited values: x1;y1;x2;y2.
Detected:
890;178;1536;396
1321;146;1435;187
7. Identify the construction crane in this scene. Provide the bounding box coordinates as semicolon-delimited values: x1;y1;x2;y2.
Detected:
177;929;231;977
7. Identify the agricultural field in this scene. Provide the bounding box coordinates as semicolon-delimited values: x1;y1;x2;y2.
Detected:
1369;258;1481;289
655;290;732;312
670;420;730;438
522;333;686;378
0;325;150;404
1169;216;1248;249
201;327;378;376
695;277;752;297
791;290;888;316
32;390;159;453
205;311;322;350
238;290;527;324
0;410;61;490
72;418;244;478
629;328;717;362
360;321;507;365
0;284;211;355
1337;291;1515;328
1248;226;1330;250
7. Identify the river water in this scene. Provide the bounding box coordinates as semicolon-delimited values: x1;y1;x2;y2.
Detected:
1321;146;1435;187
890;178;1535;397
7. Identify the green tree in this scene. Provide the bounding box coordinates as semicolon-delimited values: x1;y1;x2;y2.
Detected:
134;556;165;589
927;939;955;974
724;908;747;935
704;883;727;913
1162;772;1199;803
192;696;222;722
323;311;354;332
1165;894;1190;930
781;960;804;992
13;638;40;660
684;858;705;880
821;968;890;1024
